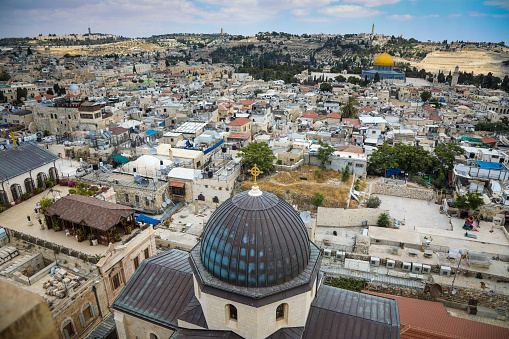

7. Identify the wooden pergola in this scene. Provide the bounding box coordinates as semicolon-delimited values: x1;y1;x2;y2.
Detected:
45;195;136;245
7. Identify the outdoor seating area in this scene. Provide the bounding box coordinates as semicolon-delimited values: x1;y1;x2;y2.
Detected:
44;195;136;245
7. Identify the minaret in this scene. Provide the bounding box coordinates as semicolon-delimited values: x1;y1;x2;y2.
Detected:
452;65;459;87
371;23;375;35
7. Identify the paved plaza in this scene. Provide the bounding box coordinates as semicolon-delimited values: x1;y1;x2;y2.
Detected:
0;186;111;256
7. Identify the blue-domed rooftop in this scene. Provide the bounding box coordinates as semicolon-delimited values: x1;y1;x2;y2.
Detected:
200;188;311;288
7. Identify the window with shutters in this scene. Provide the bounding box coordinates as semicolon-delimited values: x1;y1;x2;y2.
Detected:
112;273;121;290
134;256;140;270
144;247;150;259
62;320;75;339
79;303;97;328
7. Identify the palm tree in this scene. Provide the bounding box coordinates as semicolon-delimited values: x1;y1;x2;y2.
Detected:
342;96;360;119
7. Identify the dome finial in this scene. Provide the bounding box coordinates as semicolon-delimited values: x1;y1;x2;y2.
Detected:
248;164;263;196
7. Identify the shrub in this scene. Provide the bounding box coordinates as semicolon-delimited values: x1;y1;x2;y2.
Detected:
366;196;381;208
342;165;351;182
313;192;325;207
377;212;391;228
38;197;54;211
328;277;367;292
314;170;324;178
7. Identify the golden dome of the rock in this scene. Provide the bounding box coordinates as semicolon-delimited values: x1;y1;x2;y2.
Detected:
374;52;394;67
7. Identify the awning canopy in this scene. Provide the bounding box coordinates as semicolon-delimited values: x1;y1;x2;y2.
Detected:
170;181;185;188
110;154;130;164
135;214;160;225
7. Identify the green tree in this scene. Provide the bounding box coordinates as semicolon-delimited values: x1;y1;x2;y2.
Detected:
347;76;360;85
420;90;432;102
238;142;276;174
27;47;33;55
320;82;332;92
313;192;325;207
0;91;5;103
453;191;484;211
366;196;381;208
342;165;351;182
342;96;359;118
38;197;54;212
377;212;391;228
317;143;335;168
46;88;54;95
434;143;465;171
0;71;11;81
374;72;380;83
253;89;264;95
335;75;346;82
133;64;137;73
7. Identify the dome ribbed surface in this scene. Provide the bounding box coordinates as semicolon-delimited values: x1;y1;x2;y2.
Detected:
200;190;311;288
374;52;394;66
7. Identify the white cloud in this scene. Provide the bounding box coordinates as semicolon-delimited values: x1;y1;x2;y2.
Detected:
386;14;415;20
318;5;383;18
484;0;509;10
447;13;462;18
291;8;308;16
493;13;509;17
422;14;439;18
468;11;489;16
343;0;401;7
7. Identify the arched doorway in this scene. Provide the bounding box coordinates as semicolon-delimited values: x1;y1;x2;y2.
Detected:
49;167;59;182
10;184;22;202
0;190;8;205
37;172;47;189
24;178;35;194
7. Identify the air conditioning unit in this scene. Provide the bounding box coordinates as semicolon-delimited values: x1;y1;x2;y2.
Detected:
386;259;395;269
402;262;412;271
324;249;332;258
370;257;380;267
336;251;345;261
422;264;431;274
440;266;451;277
412;263;423;273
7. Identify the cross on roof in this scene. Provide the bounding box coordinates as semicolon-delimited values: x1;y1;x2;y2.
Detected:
248;164;263;184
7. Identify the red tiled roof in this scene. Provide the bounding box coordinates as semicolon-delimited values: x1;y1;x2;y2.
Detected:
481;137;496;144
337;145;363;153
227;133;250;140
360;107;376;112
301;111;320;120
109;126;129;135
363;291;509;339
342;118;361;126
237;99;255;106
428;115;442;121
326;112;342;119
227;117;251;126
423;105;437;111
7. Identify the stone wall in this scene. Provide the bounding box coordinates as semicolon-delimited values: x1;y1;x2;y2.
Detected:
371;182;434;201
364;282;509;310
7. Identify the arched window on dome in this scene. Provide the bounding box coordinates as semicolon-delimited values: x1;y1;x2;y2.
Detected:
149;333;158;339
276;303;288;323
226;304;237;321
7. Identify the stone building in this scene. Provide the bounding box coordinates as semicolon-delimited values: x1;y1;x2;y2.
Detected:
0;143;60;205
97;226;156;307
112;185;401;338
32;103;80;134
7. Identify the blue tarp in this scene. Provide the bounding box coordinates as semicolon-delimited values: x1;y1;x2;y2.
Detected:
476;161;505;170
135;214;160;225
386;168;402;178
146;129;159;137
203;139;224;155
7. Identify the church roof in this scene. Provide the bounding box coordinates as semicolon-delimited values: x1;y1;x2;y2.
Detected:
199;190;311;288
0;143;59;182
111;249;195;330
302;286;400;339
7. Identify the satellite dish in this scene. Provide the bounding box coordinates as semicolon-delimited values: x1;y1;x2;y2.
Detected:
162;202;167;208
166;199;171;204
452;289;457;295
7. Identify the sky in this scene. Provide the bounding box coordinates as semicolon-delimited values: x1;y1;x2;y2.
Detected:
0;0;508;42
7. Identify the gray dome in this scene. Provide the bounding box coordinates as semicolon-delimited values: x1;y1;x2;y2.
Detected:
69;84;80;91
200;189;311;288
